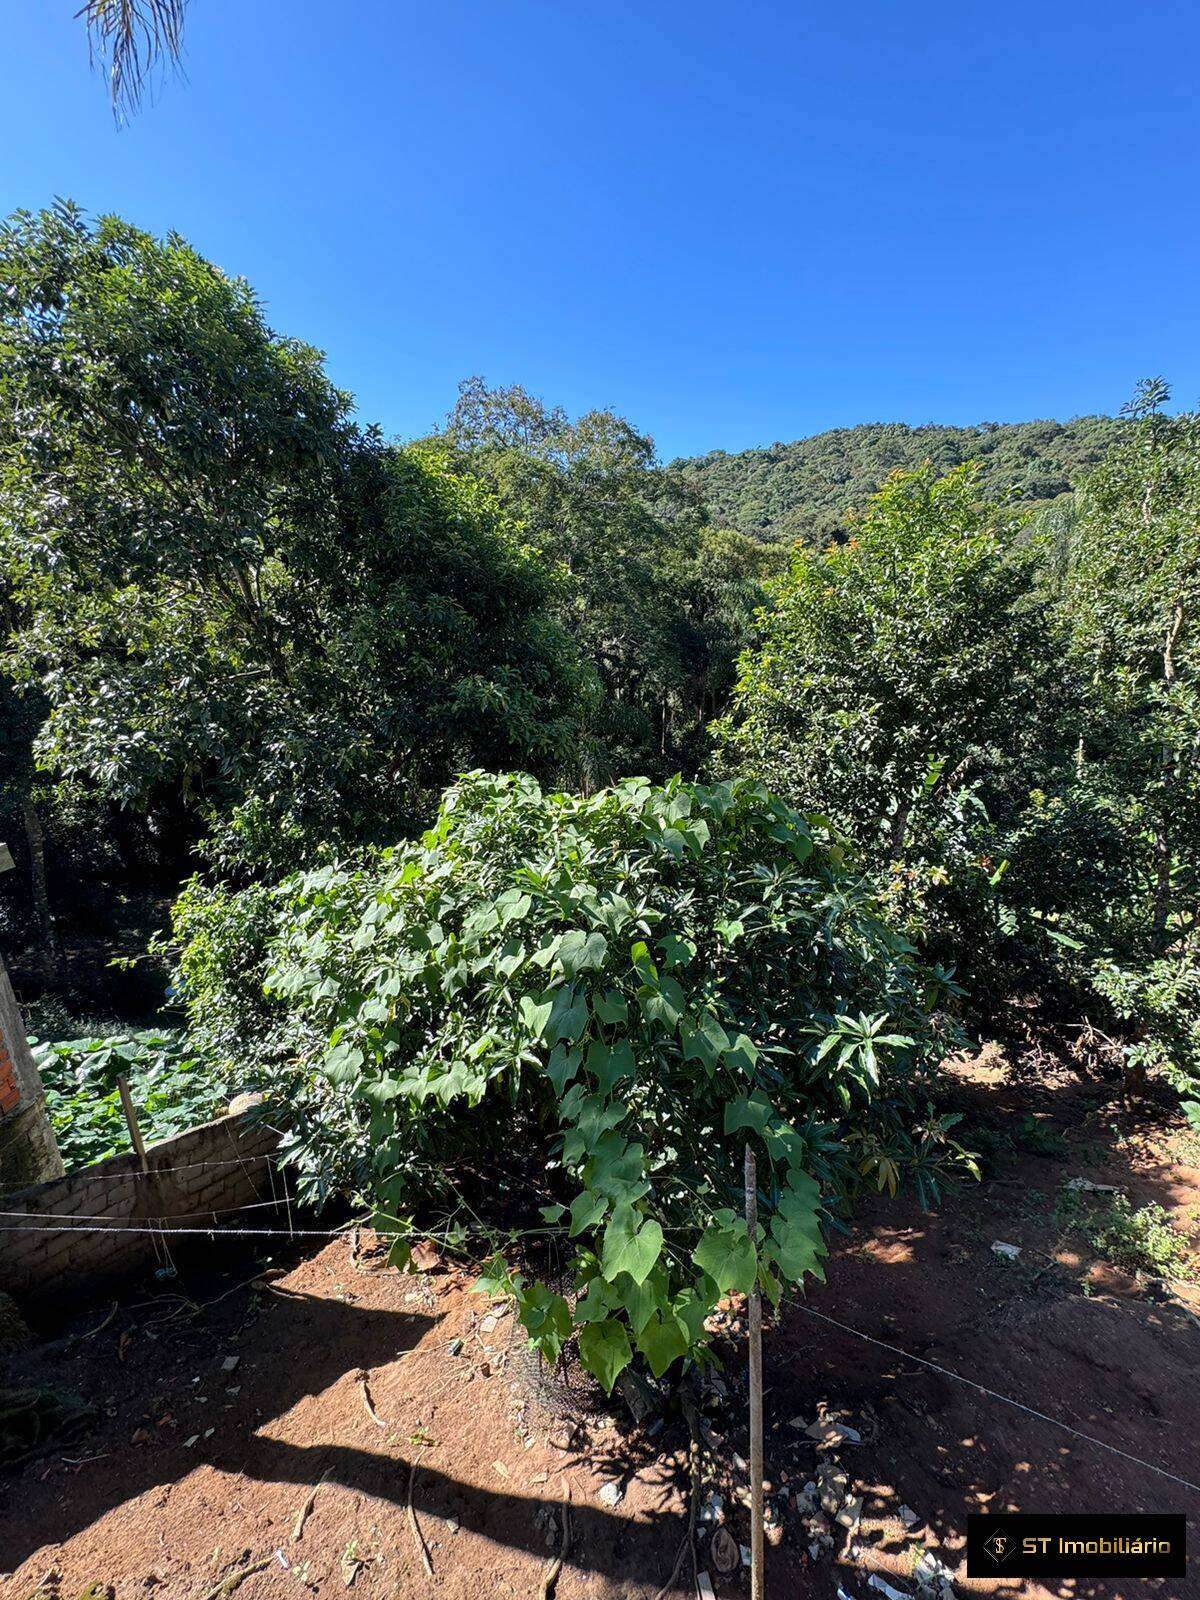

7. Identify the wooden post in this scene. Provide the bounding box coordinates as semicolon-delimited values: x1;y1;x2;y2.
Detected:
117;1072;149;1170
117;1071;171;1272
744;1142;764;1600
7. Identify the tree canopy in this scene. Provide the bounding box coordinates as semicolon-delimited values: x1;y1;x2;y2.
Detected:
0;205;584;876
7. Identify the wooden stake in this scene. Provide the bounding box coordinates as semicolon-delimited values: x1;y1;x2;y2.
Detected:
117;1072;149;1168
744;1142;764;1600
117;1071;171;1272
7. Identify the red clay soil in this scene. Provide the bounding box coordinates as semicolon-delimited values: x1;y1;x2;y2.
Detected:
2;1050;1198;1600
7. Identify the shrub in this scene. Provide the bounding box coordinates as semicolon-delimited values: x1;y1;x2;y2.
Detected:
1089;955;1200;1122
1089;1196;1193;1281
178;771;973;1392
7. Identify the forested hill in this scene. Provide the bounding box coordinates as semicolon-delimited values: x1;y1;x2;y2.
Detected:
678;416;1123;545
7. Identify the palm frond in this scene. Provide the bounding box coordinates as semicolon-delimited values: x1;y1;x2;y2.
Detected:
77;0;187;117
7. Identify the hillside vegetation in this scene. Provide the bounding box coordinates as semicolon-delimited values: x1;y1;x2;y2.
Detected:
2;207;1198;1403
679;416;1123;545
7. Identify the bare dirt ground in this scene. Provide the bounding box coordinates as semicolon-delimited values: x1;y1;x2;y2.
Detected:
2;1049;1198;1600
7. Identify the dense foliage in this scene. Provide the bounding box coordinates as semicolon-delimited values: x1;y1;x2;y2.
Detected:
1;199;1196;1379
681;417;1123;548
438;379;779;783
0;205;583;879
718;464;1078;997
174;772;973;1387
1058;385;1200;1117
725;384;1200;1120
34;1029;222;1171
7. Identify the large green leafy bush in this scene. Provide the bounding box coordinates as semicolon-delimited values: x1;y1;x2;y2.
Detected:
176;772;971;1390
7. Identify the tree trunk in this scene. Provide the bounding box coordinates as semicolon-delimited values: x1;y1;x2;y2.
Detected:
744;1143;764;1600
1151;600;1185;954
21;801;64;984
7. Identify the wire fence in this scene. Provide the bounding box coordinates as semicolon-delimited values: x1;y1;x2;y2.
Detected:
2;1185;1198;1497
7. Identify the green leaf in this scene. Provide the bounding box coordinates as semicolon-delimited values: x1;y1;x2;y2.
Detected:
587;1038;636;1094
630;941;658;983
600;1202;664;1285
323;1042;365;1086
546;1044;582;1096
518;1282;573;1362
636;1311;689;1378
681;1013;730;1073
594;989;629;1025
641;974;685;1030
658;932;697;968
546;984;589;1046
556;929;609;977
519;994;554;1039
578;1318;633;1394
768;1172;827;1285
587;1135;651;1204
693;1221;756;1297
723;1090;774;1135
673;1285;716;1345
473;1254;514;1299
573;1277;611;1322
568;1188;608;1237
611;1265;668;1336
561;1094;627;1166
723;1033;759;1074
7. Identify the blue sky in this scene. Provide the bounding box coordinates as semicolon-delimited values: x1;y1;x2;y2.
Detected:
2;1;1197;460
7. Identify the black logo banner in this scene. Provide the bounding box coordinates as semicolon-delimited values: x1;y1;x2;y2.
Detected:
968;1514;1186;1578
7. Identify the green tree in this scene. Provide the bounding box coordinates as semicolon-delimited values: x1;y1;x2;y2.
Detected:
1066;381;1200;955
718;464;1079;995
681;416;1124;548
0;205;584;876
1062;382;1200;1115
722;464;1067;848
441;380;751;783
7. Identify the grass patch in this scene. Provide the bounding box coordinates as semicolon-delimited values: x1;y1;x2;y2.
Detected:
1088;1196;1193;1281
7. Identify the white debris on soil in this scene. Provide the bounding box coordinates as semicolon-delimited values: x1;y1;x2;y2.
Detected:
990;1240;1021;1260
914;1549;957;1599
835;1493;863;1532
698;1490;725;1524
868;1575;915;1600
817;1458;849;1515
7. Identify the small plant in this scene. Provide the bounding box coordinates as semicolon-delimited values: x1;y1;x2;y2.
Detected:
1013;1114;1066;1159
1089;1196;1193;1281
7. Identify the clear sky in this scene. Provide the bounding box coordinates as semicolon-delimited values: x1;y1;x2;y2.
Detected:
2;1;1197;460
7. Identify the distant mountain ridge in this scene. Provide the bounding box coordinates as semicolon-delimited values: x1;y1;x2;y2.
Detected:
677;416;1123;546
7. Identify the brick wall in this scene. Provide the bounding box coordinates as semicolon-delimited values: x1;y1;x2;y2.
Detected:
0;1043;18;1117
0;1107;281;1312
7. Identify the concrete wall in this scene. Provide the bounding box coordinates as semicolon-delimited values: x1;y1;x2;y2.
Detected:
0;1106;281;1311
